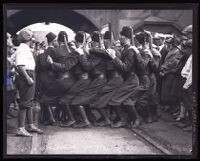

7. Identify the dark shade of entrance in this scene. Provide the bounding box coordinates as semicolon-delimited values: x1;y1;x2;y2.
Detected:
7;9;98;35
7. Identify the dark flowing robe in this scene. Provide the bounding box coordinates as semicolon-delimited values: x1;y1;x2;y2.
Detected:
40;45;78;105
89;47;124;109
108;44;146;107
35;46;57;101
59;50;92;105
70;47;107;106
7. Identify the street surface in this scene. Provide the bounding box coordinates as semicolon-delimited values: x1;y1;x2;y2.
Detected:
7;125;162;155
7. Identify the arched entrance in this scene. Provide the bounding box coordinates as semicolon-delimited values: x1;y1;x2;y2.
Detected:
7;9;98;36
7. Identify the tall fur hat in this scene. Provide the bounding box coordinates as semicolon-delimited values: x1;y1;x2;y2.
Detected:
58;31;68;42
75;31;85;43
46;32;57;43
120;26;132;39
91;31;100;42
104;31;114;40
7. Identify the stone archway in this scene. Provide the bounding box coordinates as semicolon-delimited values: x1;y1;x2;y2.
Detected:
6;9;98;36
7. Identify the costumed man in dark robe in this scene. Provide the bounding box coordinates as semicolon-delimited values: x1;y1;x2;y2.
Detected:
36;32;58;125
70;31;108;125
41;31;78;127
135;30;161;123
89;31;124;127
58;31;92;128
106;26;147;128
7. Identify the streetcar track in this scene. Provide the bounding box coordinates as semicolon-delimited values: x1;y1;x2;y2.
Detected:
128;128;173;155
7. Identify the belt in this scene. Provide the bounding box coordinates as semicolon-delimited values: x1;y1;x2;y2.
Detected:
130;72;136;76
26;69;34;72
78;73;89;80
110;71;121;78
60;72;72;79
98;74;105;79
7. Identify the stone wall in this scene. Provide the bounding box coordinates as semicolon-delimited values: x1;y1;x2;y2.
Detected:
7;9;193;39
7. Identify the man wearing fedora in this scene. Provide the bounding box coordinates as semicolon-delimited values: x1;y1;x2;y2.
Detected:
15;28;43;136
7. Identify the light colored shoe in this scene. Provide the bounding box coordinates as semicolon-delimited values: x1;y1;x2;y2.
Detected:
131;119;142;129
27;125;44;134
16;128;33;137
60;120;76;127
111;121;127;128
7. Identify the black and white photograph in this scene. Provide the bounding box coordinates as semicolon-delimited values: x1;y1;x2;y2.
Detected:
3;3;198;158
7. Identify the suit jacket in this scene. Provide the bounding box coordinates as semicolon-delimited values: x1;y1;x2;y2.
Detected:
160;46;185;75
159;45;169;68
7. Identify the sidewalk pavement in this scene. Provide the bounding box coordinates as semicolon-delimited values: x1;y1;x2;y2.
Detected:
130;110;193;155
6;108;193;155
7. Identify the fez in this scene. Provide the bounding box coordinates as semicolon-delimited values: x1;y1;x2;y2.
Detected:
46;32;57;43
75;31;85;43
58;31;68;42
91;31;100;42
104;31;113;40
17;28;33;42
120;26;133;39
135;32;146;44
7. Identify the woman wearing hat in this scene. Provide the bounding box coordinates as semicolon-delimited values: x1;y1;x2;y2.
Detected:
15;29;43;136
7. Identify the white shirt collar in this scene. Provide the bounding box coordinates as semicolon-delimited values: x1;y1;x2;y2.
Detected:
158;44;164;51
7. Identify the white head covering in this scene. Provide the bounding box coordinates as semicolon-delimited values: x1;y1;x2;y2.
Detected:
154;33;166;39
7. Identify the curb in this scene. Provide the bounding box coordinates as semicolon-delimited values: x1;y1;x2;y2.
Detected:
128;110;192;155
129;127;173;155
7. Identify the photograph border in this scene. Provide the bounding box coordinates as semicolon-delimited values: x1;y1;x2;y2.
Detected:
3;2;199;159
